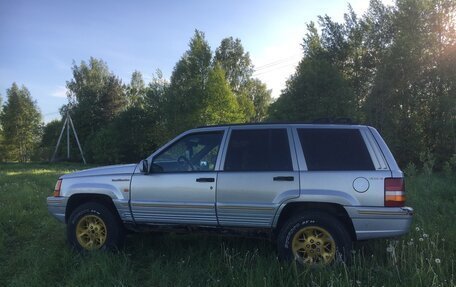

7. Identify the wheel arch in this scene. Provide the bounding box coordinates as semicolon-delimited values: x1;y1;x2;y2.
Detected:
65;193;121;224
273;202;356;241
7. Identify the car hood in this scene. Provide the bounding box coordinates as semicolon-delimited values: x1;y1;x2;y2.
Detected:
61;163;138;179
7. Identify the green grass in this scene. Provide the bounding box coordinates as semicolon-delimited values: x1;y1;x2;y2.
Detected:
0;163;454;287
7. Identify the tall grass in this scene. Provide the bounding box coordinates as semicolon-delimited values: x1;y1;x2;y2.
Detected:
0;163;454;286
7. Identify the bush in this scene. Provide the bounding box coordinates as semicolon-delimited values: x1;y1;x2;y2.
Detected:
86;107;166;164
404;162;417;177
442;153;456;177
86;127;120;164
419;149;435;176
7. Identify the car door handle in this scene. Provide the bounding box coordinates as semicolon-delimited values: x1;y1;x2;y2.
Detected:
196;177;215;183
273;176;294;181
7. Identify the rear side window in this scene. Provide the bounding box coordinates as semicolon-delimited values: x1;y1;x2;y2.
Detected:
224;129;292;171
297;128;374;171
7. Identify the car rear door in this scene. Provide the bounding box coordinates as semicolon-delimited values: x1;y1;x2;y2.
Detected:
216;127;300;227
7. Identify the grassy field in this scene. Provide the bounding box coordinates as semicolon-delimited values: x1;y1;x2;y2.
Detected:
0;163;454;287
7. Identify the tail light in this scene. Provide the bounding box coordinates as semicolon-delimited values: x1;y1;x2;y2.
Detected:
53;179;62;197
384;178;405;207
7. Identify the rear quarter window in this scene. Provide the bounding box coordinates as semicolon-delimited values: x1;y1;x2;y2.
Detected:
297;128;374;171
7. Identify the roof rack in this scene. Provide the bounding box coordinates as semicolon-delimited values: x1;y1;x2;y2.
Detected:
196;118;356;129
311;117;355;124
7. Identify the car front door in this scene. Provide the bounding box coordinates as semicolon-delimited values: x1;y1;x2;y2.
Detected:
130;129;226;225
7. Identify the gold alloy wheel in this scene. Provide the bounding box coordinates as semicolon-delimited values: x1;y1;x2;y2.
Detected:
76;215;107;250
291;226;336;265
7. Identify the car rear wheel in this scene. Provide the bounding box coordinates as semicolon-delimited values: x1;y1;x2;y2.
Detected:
67;202;124;252
277;211;352;265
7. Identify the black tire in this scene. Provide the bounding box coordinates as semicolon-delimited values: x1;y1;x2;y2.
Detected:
67;202;125;252
277;211;352;265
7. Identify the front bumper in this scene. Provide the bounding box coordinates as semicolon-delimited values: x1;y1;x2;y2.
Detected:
345;206;413;240
46;196;67;223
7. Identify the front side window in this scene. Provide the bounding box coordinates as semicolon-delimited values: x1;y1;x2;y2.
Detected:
224;129;292;171
153;131;224;172
297;128;374;171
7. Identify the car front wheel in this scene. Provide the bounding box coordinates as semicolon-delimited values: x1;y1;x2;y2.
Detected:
67;202;124;252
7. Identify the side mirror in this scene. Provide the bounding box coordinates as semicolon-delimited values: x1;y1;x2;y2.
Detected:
139;159;149;174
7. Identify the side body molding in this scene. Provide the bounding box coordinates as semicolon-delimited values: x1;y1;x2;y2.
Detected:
271;189;360;228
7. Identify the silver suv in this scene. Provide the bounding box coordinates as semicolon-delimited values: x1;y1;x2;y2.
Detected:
47;123;413;265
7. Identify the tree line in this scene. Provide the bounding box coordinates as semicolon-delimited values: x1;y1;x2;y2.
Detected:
0;32;272;164
0;0;455;172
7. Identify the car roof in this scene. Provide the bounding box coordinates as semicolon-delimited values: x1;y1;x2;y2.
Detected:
196;118;364;128
193;122;368;130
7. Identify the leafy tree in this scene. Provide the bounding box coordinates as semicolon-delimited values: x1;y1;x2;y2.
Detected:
145;71;168;119
0;83;42;162
91;106;165;164
364;0;456;166
127;70;146;108
167;31;248;135
269;24;355;121
236;93;255;123
435;42;456;165
269;0;456;169
66;57;127;160
420;0;456;167
88;70;170;164
99;75;126;122
360;1;395;82
244;79;272;122
202;64;245;124
214;37;272;122
214;37;254;94
269;55;354;121
0;93;3;162
87;125;120;164
167;30;214;134
37;119;64;161
144;70;170;140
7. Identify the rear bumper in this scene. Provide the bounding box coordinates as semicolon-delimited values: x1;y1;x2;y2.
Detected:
46;196;67;223
345;206;413;240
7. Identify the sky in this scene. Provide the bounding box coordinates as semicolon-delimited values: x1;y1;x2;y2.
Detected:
0;0;386;123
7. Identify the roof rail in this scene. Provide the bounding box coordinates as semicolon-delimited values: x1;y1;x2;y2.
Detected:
312;117;355;124
196;118;357;128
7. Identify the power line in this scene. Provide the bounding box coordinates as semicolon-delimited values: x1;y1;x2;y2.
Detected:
43;111;60;117
253;55;301;72
254;58;295;71
253;62;298;77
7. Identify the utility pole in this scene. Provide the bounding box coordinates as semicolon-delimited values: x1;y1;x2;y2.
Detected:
51;112;86;164
67;114;70;159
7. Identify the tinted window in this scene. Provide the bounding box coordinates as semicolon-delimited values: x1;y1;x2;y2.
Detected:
153;132;223;172
224;129;292;171
298;128;374;171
